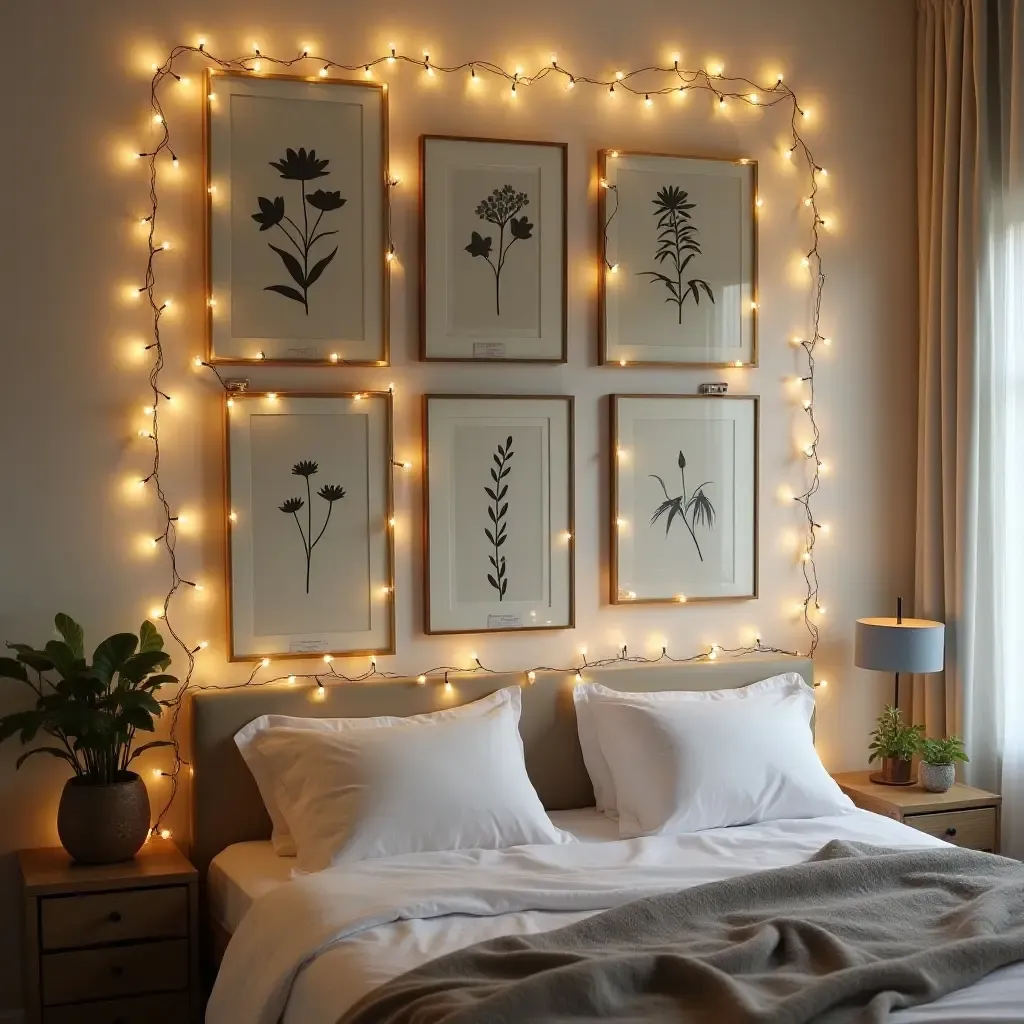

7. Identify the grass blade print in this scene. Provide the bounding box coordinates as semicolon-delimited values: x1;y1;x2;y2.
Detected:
464;186;533;316
649;450;715;562
484;436;514;599
636;185;715;325
278;460;346;593
252;148;345;315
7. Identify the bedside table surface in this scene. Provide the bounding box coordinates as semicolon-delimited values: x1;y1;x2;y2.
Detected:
18;838;196;896
833;770;1001;814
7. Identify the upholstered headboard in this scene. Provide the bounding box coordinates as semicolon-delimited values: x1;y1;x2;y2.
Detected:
188;655;812;874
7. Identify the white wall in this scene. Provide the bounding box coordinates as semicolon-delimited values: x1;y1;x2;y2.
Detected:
0;0;917;1009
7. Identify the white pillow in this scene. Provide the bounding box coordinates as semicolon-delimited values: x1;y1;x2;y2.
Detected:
573;673;811;816
252;701;572;872
588;688;853;838
235;687;521;855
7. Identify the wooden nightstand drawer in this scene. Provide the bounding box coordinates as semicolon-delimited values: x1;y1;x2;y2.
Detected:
41;938;188;1005
904;807;998;851
44;992;190;1024
40;885;188;950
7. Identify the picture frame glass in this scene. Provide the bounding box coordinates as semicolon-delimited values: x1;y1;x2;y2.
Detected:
206;72;388;364
602;153;756;366
613;396;757;602
226;393;394;659
422;137;566;362
425;396;574;632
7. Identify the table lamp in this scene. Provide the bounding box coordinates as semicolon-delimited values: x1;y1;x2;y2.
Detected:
855;594;945;715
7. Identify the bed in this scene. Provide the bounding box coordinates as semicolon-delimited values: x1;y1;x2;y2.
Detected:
191;657;1024;1023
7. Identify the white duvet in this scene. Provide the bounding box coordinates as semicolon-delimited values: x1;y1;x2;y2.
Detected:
208;809;1024;1024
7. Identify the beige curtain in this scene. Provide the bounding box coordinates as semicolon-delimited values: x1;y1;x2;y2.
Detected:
913;0;1023;803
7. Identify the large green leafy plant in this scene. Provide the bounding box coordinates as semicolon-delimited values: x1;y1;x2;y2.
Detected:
867;705;924;763
0;614;176;783
919;736;969;766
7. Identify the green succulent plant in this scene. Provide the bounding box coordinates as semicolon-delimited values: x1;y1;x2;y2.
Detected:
919;736;969;766
867;705;924;763
0;615;176;784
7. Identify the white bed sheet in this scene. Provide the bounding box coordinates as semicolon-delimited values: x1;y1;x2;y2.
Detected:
209;808;1024;1024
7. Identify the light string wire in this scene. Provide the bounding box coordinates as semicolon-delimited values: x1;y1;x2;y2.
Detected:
134;44;827;836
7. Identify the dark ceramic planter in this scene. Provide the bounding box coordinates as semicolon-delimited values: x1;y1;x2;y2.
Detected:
879;757;913;785
57;772;150;864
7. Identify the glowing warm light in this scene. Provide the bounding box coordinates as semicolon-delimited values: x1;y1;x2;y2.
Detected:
718;97;726;110
160;829;171;840
709;645;719;661
287;675;296;685
609;263;620;274
401;461;412;471
226;397;234;408
575;671;583;682
207;297;217;307
818;679;829;689
820;523;831;535
734;360;744;367
527;671;536;683
750;301;759;310
385;249;395;263
819;168;829;177
616;517;627;528
260;657;271;668
599;178;610;189
562;530;573;541
329;352;339;363
823;337;833;346
801;256;811;268
755;196;764;208
388;517;396;528
143;405;154;416
615;70;624;80
817;605;828;616
417;675;427;685
149;606;164;620
208;92;217;102
803;398;812;409
618;358;627;367
387;44;396;63
195;584;205;593
266;392;278;401
749;93;759;104
644;94;653;108
783;148;793;160
319;66;329;78
314;685;326;701
323;654;333;663
804;197;813;207
609;150;619;158
152;769;163;779
626;590;637;600
566;78;575;91
198;639;209;648
152;114;163;124
675;593;687;603
228;511;238;523
363;65;372;78
801;551;811;562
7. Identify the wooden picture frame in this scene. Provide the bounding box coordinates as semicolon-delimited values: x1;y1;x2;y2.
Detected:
205;70;389;366
423;395;574;633
599;150;757;367
420;136;567;363
224;391;395;660
610;394;758;604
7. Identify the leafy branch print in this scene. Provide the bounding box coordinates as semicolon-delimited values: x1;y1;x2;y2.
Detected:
278;460;346;593
484;437;514;600
252;147;345;315
464;185;533;316
649;451;715;562
636;185;715;325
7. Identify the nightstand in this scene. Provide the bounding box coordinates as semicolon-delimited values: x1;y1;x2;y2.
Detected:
18;838;200;1024
833;770;1002;853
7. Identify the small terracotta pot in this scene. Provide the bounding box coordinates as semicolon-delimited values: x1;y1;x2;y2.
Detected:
879;757;913;785
919;762;956;793
57;772;150;864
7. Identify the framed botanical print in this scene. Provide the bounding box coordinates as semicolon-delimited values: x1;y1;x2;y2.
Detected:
205;71;388;365
225;391;395;660
599;151;757;367
424;395;574;633
611;395;758;603
420;136;567;362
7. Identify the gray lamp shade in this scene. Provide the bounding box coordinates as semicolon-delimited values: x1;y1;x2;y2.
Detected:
854;617;945;674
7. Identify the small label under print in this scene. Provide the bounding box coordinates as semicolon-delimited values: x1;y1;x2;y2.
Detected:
287;345;317;358
289;639;330;653
487;614;521;629
473;342;507;359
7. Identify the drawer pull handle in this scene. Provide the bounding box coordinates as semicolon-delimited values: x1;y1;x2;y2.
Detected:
108;910;122;923
946;827;958;837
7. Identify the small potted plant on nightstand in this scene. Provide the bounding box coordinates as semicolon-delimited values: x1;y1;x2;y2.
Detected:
868;705;924;786
918;736;969;793
0;614;176;864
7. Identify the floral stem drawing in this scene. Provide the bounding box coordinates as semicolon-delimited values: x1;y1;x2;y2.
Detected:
636;185;715;325
278;460;346;593
484;437;514;599
464;186;533;316
649;451;715;562
252;147;345;315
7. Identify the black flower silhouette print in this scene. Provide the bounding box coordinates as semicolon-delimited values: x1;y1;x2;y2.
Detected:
252;147;345;315
278;459;346;593
464;185;533;316
484;437;514;599
649;450;716;562
636;185;715;324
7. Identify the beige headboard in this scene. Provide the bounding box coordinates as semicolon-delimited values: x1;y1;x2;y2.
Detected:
189;655;811;874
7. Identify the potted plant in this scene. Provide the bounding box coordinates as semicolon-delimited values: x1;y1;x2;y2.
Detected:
0;614;176;864
918;736;968;793
867;705;924;785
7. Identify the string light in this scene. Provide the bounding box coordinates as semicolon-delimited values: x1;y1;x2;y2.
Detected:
135;40;830;838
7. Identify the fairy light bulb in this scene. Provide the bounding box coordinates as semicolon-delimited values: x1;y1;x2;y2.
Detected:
818;679;829;689
260;657;270;668
160;829;171;840
575;671;583;682
329;352;339;363
749;92;759;104
783;148;793;160
364;65;372;78
152;113;163;124
226;397;234;408
319;66;329;77
417;675;427;685
644;94;652;108
615;70;624;80
527;671;536;683
801;256;811;268
143;405;154;416
609;263;620;274
675;593;687;603
709;645;719;661
149;606;164;620
323;654;333;664
198;639;209;649
718;96;726;110
228;511;238;523
388;44;396;62
287;675;296;685
315;683;325;700
755;197;764;208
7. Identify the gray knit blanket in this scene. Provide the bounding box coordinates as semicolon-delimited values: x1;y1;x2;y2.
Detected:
339;841;1024;1024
